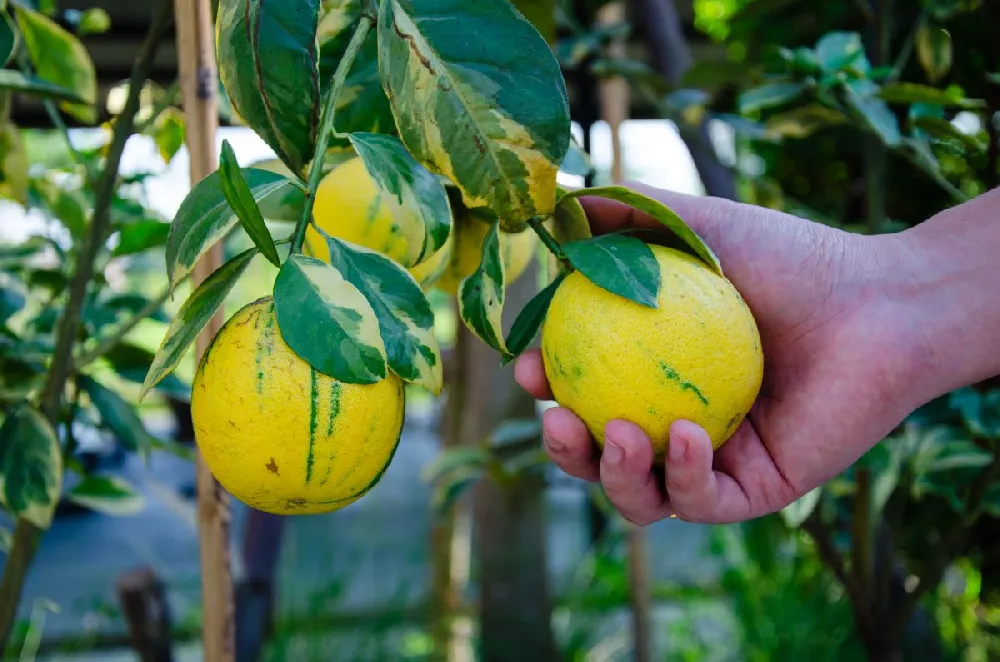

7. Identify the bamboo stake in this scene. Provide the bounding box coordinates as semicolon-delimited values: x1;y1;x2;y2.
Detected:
172;1;234;660
596;3;653;661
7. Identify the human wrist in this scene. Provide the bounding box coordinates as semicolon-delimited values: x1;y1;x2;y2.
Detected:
878;190;1000;406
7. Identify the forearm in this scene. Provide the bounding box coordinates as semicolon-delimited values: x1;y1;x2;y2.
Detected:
887;186;1000;403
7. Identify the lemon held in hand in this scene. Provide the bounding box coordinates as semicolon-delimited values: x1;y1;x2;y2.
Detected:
540;244;763;462
191;297;404;515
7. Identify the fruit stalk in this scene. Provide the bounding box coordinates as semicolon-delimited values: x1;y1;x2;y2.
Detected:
289;16;374;255
0;0;175;651
527;215;567;263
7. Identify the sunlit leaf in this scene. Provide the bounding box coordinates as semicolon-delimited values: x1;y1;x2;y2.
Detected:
140;247;258;400
458;220;510;357
378;0;571;227
0;402;61;529
321;233;443;394
216;0;321;174
66;475;144;516
218;140;281;267
273;254;387;383
15;4;96;121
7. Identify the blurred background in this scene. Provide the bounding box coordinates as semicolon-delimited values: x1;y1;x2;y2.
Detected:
1;1;999;661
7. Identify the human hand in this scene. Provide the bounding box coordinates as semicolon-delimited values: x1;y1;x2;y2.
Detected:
515;182;929;525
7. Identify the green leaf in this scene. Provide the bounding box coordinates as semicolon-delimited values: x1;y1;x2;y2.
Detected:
320;233;443;393
503;271;567;366
15;4;96;122
0;10;20;67
564;235;659;308
66;475;143;516
218;140;281;267
318;3;395;149
76;7;111;37
348;132;452;266
0;402;61;528
764;103;847;139
558;186;721;274
114;220;171;256
0;273;26;323
421;446;491;483
922;440;993;473
32;178;89;239
0;69;85;103
165;168;301;289
916;24;952;84
273;254;387;383
560;136;593;177
842;78;901;147
779;487;821;527
815;31;866;73
216;0;321;174
151;107;185;163
982;482;1000;518
912;116;986;154
105;343;189;400
458;220;510;357
378;0;571;226
140;247;258;400
430;465;483;515
552;190;592;244
949;388;1000;439
738;82;806;114
77;375;153;456
878;82;978;108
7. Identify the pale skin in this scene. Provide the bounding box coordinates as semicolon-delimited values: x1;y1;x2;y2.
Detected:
514;183;1000;525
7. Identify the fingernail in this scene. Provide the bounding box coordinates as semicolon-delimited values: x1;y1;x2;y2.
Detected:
604;440;624;464
669;435;687;462
543;434;564;454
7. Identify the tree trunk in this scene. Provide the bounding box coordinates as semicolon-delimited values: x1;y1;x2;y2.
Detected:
630;0;737;200
470;258;560;662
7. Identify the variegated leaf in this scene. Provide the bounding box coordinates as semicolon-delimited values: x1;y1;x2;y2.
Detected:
458;220;510;357
216;0;321;174
559;186;721;274
165;169;303;289
321;232;443;393
349;132;452;267
0;402;61;529
140;248;258;400
564;235;660;308
66;475;144;516
273;254;387;383
378;0;571;227
219;140;281;267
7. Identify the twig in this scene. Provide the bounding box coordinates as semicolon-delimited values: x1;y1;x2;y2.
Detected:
527;216;566;261
289;16;373;255
73;287;172;370
0;0;174;651
801;517;874;643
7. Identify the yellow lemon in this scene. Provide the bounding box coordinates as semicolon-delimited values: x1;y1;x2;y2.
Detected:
191;297;404;515
541;244;763;462
304;156;445;286
432;213;538;296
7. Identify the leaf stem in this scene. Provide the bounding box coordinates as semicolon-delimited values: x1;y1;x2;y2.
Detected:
528;216;568;263
288;16;374;256
0;0;174;651
73;286;172;370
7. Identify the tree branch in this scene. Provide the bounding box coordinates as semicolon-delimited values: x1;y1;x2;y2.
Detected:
0;1;175;650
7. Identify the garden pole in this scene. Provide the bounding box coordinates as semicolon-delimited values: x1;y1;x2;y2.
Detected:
596;3;653;661
172;1;235;660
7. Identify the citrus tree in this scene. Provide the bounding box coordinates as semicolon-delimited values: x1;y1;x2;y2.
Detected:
0;0;201;652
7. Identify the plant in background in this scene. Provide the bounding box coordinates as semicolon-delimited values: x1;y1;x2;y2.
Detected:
0;0;220;652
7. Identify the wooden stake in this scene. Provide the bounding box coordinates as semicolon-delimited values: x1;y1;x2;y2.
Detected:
172;1;234;660
596;3;654;661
